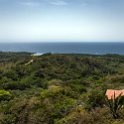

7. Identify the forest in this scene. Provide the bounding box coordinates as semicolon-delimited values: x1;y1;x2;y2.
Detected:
0;52;124;124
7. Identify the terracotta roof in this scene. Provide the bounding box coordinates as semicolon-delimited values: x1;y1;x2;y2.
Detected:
105;89;124;100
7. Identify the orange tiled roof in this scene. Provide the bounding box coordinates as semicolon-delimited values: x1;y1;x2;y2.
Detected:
105;89;124;100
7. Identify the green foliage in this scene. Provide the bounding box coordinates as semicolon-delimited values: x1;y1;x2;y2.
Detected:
0;114;17;124
105;93;124;119
55;106;94;124
0;53;124;124
41;85;64;99
47;79;64;86
86;89;105;109
3;70;18;81
0;90;12;101
52;97;76;119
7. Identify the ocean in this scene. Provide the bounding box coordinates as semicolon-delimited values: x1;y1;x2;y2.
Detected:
0;42;124;55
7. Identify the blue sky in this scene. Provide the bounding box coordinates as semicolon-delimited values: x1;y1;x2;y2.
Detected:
0;0;124;42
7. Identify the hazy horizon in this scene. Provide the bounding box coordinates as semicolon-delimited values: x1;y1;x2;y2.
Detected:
0;41;124;43
0;0;124;42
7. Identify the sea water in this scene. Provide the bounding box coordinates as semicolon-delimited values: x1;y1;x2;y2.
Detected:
0;42;124;55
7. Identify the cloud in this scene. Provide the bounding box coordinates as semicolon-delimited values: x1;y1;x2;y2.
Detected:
20;1;39;7
50;0;68;6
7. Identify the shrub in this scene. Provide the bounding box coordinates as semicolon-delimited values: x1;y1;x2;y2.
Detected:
86;89;105;109
4;70;18;81
52;97;76;119
55;106;94;124
47;79;64;87
41;85;64;99
105;93;124;119
0;114;17;124
0;90;12;101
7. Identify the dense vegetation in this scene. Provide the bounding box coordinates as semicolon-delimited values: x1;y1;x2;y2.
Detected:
0;52;124;124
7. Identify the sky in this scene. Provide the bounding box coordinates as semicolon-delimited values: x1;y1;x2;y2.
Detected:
0;0;124;42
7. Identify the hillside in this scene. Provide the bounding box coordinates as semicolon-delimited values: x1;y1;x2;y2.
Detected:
0;52;124;124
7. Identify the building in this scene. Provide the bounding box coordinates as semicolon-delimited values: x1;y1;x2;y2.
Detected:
105;89;124;100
